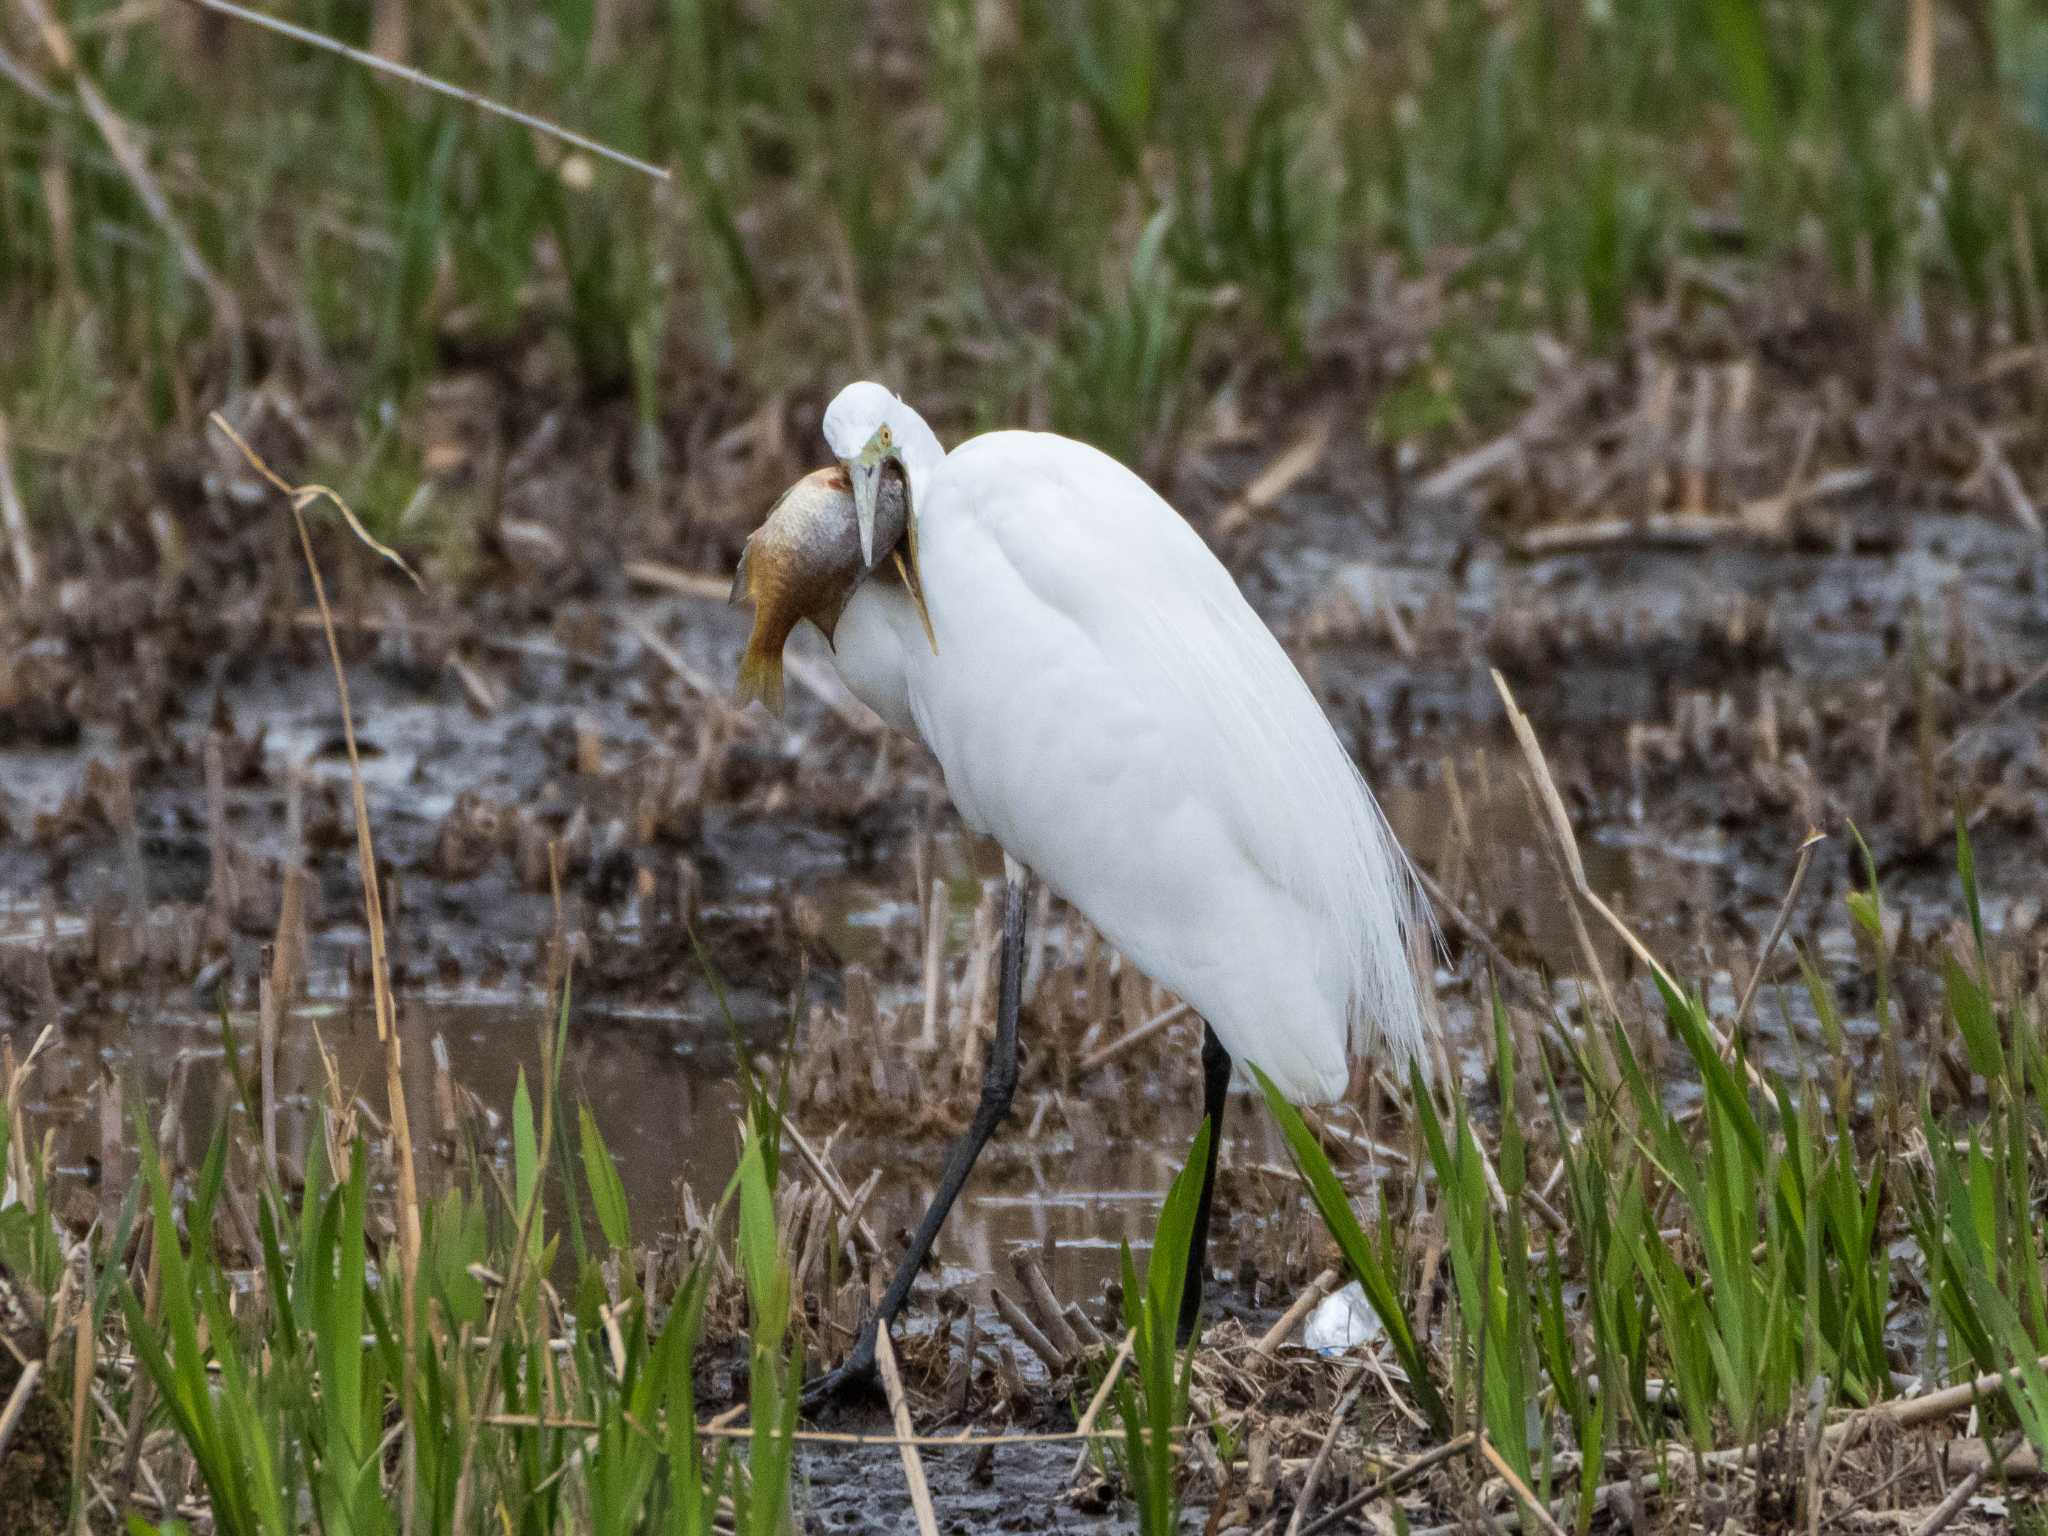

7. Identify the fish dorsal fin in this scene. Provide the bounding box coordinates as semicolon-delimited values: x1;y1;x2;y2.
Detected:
729;535;755;605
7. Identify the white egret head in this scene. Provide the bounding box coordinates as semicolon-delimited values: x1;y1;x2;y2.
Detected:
821;381;944;568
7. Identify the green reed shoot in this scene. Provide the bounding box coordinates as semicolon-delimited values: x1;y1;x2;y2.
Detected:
1252;1063;1450;1437
1114;1115;1211;1536
1413;997;1535;1482
734;1107;800;1536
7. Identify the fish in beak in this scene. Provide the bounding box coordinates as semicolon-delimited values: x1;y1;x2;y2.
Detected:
730;463;933;714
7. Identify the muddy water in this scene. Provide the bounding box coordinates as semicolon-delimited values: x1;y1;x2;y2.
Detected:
5;476;2048;1320
24;990;1292;1307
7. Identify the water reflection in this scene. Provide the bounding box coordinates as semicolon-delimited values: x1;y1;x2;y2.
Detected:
29;995;1284;1306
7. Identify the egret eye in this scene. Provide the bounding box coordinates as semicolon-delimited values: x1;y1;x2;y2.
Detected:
879;426;893;448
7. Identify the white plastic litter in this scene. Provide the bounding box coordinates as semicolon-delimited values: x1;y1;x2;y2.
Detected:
1302;1281;1384;1355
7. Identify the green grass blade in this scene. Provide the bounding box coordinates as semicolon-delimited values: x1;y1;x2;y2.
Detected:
1252;1063;1448;1435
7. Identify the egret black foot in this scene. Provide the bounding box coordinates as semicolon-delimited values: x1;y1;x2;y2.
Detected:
800;1338;881;1411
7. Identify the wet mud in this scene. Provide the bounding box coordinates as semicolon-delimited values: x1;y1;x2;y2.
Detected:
2;407;2046;1529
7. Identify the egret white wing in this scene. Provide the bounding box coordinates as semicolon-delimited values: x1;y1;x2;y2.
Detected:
898;431;1431;1101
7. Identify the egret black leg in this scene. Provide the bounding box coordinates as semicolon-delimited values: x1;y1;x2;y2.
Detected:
1177;1022;1232;1344
805;871;1028;1406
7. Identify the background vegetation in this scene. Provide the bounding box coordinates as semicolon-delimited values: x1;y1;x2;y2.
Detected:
2;2;2047;1532
4;1;2048;513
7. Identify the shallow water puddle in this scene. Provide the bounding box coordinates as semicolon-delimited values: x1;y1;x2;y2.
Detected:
26;993;1288;1307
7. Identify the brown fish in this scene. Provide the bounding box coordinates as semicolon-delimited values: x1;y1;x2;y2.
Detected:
730;465;931;714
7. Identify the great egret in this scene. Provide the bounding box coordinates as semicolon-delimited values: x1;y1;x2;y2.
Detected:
735;380;1435;1399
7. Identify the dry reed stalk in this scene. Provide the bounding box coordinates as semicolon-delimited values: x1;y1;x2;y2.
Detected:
1732;828;1825;1038
17;0;242;346
912;829;933;931
1643;361;1677;513
1066;1327;1137;1478
1513;509;1767;557
0;41;61;110
284;756;307;865
283;608;592;665
966;887;998;1040
842;966;889;1098
779;1118;880;1257
841;1167;883;1240
1410;868;1573;1054
1833;1352;2048;1440
4;1026;54;1217
620;613;725;703
1255;1267;1342;1359
1417;434;1523;502
1517;771;1623;1023
1478;1436;1569;1536
1296;1430;1477;1536
0;1358;45;1463
0;413;35;598
1904;0;1934;113
1024;881;1053;999
271;863;307;1001
1216;411;1334;535
430;1035;460;1140
1286;1370;1365;1536
622;559;730;601
1437;757;1473;899
101;759;147;936
95;1068;123;1204
1965;429;2044;536
1944;1436;2041;1480
68;1269;92;1477
1492;670;1775;1090
258;970;279;1182
1907;1434;2024;1536
1085;935;1111;1038
993;1341;1027;1402
1011;1251;1081;1361
204;731;232;946
774;1183;812;1275
1941;654;2048;763
1076;1000;1191;1074
1063;1301;1106;1353
208;412;428;1530
991;1287;1066;1376
875;1325;942;1536
446;654;500;715
920;877;948;1051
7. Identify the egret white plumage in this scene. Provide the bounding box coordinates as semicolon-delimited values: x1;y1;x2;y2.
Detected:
733;380;1436;1399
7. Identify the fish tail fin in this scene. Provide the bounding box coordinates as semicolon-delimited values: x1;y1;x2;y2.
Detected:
735;642;786;716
